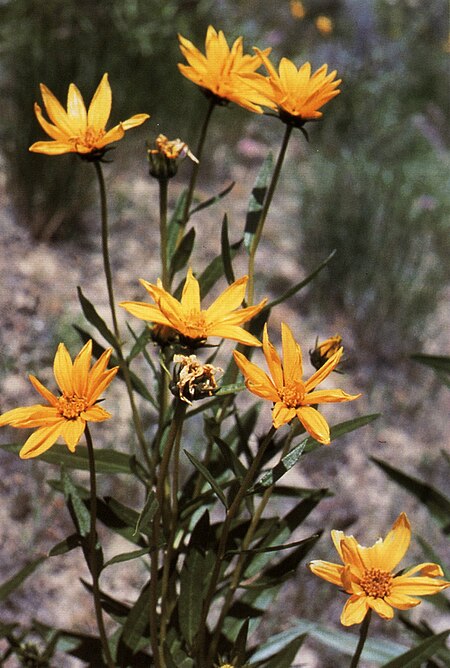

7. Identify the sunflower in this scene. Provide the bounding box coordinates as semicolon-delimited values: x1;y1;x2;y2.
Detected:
233;323;360;444
309;513;450;626
29;73;149;157
120;267;266;348
178;25;273;113
252;49;341;127
0;341;118;459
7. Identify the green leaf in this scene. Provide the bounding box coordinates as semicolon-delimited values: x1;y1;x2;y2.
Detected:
167;188;188;262
126;325;153;363
189;180;235;216
117;581;150;662
0;556;46;602
48;533;82;557
184;449;228;508
170;227;195;278
253;438;308;491
134;491;158;535
221;213;236;285
77;286;118;349
178;549;208;646
382;629;450;667
263;634;306;668
198;238;242;299
103;547;149;569
0;443;134;474
62;468;91;537
371;457;450;533
411;353;450;381
244;153;273;253
263;249;337;311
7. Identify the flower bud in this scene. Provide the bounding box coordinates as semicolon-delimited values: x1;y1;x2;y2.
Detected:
147;133;198;179
309;335;343;370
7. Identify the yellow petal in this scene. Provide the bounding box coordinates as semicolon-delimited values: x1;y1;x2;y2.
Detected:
67;83;87;132
401;562;445;578
53;343;74;395
60;418;85;451
340;595;369;626
368;597;394;620
39;83;78;136
28;375;58;406
72;340;92;397
0;404;50;427
364;512;410;571
88;367;118;405
309;560;344;586
96;123;125;148
331;530;346;562
121;113;150;130
233;351;279;401
214;298;267;326
208;324;262;347
29;141;74;155
205;275;248;321
272;402;296;429
303;389;361;404
33;102;68;141
19;423;63;459
181;268;201;312
304;347;343;392
82;405;112;422
391;575;450;596
87;73;111;131
295;406;330;444
384;592;421;610
262;324;283;388
281;322;303;384
119;300;174;326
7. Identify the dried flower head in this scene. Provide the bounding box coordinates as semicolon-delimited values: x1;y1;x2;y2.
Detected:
148;133;198;179
171;354;222;404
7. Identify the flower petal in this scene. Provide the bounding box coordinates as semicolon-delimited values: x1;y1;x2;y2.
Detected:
340;595;369;626
304;347;343;392
82;405;112;422
281;322;303;384
53;343;74;395
67;83;87;132
295;406;330;444
29;141;74;155
303;389;362;404
19;423;63;459
33;103;68;141
233;351;279;401
87;73;111;131
121;113;150;130
119;300;174;326
205;275;248;320
208;324;262;347
28;375;58;406
72;340;92;397
272;402;296;429
39;83;78;135
262;324;283;388
368;597;394;620
60;418;85;451
181;268;201;312
308;559;344;586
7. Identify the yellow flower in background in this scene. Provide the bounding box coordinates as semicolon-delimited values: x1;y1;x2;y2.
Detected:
309;513;450;626
120;268;266;348
233;323;360;444
252;49;341;126
178;25;273;113
309;334;343;371
315;15;334;35
29;73;149;157
0;341;118;459
290;0;306;20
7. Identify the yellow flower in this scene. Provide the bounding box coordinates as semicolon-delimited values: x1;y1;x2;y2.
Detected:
309;513;450;626
178;25;273;113
309;334;343;371
29;73;149;157
252;49;341;127
0;341;118;459
315;15;334;35
233;323;360;444
120;268;266;348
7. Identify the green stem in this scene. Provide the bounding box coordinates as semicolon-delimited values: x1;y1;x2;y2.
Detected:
158;177;170;290
349;610;372;668
149;400;187;667
178;97;216;238
247;123;293;306
94;160;120;340
85;425;115;668
198;426;277;667
93;161;152;471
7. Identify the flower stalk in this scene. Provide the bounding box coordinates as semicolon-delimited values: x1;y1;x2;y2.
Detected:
349;610;371;668
85;425;115;668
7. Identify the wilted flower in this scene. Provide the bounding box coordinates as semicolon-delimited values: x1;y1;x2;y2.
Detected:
148;133;198;179
0;341;118;459
309;513;450;626
29;73;149;158
309;335;343;371
171;354;222;404
120;267;266;348
178;25;273;113
252;49;341;127
233;323;360;444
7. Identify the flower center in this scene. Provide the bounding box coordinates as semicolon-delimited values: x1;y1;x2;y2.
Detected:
280;381;305;408
360;568;393;598
58;394;88;420
181;312;207;338
71;127;105;150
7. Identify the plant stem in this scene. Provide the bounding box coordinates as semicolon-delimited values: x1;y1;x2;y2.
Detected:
247;123;293;306
85;425;115;668
149;400;187;667
158;177;170;290
93;160;152;471
350;610;372;668
178;97;216;240
199;426;277;667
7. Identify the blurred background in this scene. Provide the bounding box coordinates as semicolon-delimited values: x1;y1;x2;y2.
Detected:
0;0;448;665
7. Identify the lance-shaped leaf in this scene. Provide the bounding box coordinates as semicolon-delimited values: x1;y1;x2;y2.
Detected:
263;634;306;668
189;180;235;216
0;556;46;602
184;450;228;508
198;230;242;299
170;227;195;279
179;548;215;647
244;152;273;253
167;189;188;262
411;353;450;386
116;581;151;663
382;629;450;668
371;457;450;534
134;491;158;535
77;286;118;349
